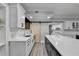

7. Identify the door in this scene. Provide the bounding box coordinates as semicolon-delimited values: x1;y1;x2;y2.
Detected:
30;23;41;43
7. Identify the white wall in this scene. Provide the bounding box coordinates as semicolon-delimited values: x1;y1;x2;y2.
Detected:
41;23;50;43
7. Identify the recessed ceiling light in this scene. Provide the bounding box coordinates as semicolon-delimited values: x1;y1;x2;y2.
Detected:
47;16;51;19
29;16;33;18
21;16;25;18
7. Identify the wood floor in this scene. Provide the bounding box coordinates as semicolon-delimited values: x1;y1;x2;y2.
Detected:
30;42;48;56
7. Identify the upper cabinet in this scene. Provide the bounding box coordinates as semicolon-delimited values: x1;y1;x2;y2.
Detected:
64;21;79;31
9;4;18;28
9;3;25;29
17;4;25;28
64;21;72;29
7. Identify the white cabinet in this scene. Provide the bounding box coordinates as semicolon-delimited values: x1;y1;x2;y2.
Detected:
17;4;25;28
9;41;26;56
9;3;25;39
64;21;79;30
9;36;35;56
64;21;72;29
9;4;18;28
9;3;25;28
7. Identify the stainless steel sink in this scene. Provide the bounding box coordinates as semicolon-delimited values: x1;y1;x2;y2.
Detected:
25;35;31;37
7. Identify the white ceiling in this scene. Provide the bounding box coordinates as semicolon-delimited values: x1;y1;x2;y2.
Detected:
21;3;79;21
0;4;5;8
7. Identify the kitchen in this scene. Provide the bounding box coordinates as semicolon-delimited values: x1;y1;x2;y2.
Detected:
0;3;79;56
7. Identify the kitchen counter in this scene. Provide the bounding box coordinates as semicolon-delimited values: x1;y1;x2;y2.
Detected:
45;34;79;56
0;42;5;47
8;29;35;56
8;35;33;41
8;29;34;41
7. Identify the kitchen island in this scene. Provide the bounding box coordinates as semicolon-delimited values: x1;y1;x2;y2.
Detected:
45;34;79;56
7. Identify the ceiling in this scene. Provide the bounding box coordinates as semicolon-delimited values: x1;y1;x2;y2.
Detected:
21;3;79;21
0;4;5;8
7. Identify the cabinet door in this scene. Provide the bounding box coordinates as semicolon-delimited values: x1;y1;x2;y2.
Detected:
0;46;6;56
9;41;26;56
9;6;17;28
64;21;72;29
17;4;25;28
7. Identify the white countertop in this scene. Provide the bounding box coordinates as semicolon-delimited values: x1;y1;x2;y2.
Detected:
0;42;5;47
45;34;79;56
8;36;31;41
8;29;34;41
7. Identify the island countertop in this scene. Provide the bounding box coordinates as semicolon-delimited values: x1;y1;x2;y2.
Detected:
45;34;79;56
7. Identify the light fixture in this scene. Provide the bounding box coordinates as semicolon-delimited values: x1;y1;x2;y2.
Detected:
47;14;54;19
29;16;33;18
47;16;51;19
21;16;25;19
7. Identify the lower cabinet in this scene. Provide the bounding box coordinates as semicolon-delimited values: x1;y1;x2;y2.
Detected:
9;38;34;56
0;45;6;56
9;41;26;56
45;37;61;56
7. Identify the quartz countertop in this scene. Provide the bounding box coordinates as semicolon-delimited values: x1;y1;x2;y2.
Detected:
45;34;79;56
8;29;34;41
8;36;31;41
0;42;5;47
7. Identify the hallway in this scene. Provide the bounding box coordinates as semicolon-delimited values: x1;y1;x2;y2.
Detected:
30;43;48;56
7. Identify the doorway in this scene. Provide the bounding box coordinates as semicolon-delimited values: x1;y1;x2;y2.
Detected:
30;22;49;43
30;22;49;56
30;23;41;43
